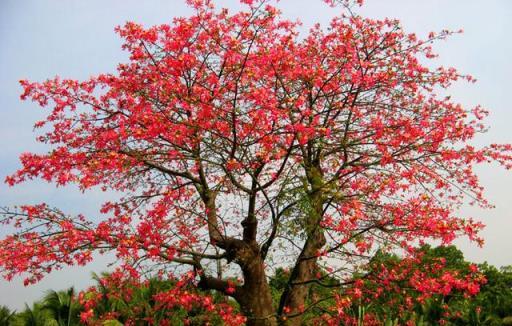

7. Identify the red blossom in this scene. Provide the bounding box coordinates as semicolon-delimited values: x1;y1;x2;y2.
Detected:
1;0;510;324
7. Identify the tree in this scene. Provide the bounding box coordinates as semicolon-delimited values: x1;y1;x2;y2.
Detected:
12;303;55;326
78;272;240;325
342;246;512;325
345;245;484;324
1;0;511;325
457;264;512;325
41;288;82;326
0;305;16;325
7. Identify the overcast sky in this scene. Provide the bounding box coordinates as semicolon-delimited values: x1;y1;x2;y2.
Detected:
0;0;511;310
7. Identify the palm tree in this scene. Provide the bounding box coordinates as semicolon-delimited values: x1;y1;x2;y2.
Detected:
0;305;16;325
41;288;81;326
12;303;54;326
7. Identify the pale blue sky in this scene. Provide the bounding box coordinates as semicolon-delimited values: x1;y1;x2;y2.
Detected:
0;0;511;310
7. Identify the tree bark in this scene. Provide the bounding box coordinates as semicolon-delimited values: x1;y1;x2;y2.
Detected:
278;165;326;326
278;231;326;326
235;243;277;326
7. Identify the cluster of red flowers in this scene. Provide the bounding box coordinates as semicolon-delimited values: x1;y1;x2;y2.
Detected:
78;270;246;325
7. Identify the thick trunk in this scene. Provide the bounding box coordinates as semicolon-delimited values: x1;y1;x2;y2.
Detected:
238;277;277;326
278;165;326;326
278;231;326;326
235;243;277;326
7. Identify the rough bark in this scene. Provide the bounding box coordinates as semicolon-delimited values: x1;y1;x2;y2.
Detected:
235;242;277;326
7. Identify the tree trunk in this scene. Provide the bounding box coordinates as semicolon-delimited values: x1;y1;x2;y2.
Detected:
278;165;326;326
235;243;277;326
277;230;326;326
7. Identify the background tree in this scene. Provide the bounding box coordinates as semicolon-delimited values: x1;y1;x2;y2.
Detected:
343;245;483;324
11;303;55;326
78;271;241;325
40;288;82;326
1;0;511;325
456;264;512;325
346;246;512;325
0;306;16;325
4;252;512;325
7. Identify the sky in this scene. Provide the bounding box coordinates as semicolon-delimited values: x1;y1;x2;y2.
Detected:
0;0;511;310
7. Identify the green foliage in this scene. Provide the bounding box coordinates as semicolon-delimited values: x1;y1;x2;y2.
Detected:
40;288;82;326
4;247;512;325
101;320;123;326
7;287;82;326
503;316;512;326
446;263;512;325
334;245;512;325
11;303;55;326
0;306;16;325
85;273;233;325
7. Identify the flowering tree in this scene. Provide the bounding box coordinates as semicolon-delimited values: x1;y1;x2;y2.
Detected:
1;0;511;325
